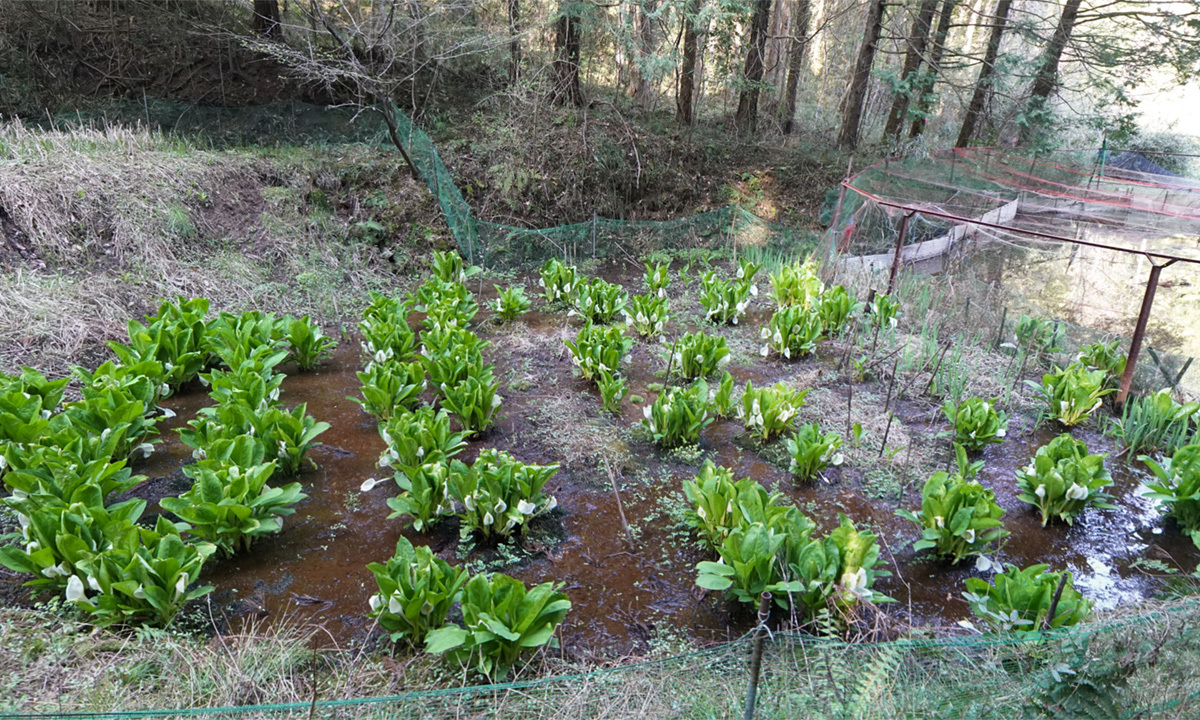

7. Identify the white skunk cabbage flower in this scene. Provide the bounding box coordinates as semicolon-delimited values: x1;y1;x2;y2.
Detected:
1066;483;1089;501
1034;484;1046;499
175;573;189;599
66;575;86;604
360;477;382;492
517;499;537;515
369;594;382;612
389;595;402;614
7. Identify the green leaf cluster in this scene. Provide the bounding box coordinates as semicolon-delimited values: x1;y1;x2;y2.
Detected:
425;573;570;681
1016;433;1114;526
569;278;629;324
282;315;336;371
699;262;758;325
353;359;426;420
106;296;210;392
428;249;481;284
943;398;1008;452
1115;389;1198;457
446;449;559;541
368;537;469;645
866;293;900;329
1077;340;1126;389
624;292;669;338
539;258;580;307
491;284;532;321
896;447;1008;563
641;379;714;448
673;331;730;380
643;261;671;296
760;305;823;360
359;292;417;363
737;381;808;442
1034;363;1112;427
564;322;633;383
1141;443;1200;549
964;564;1091;633
785;422;843;481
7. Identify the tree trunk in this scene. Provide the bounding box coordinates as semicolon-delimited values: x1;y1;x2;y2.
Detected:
252;0;281;38
781;0;812;134
1019;0;1082;145
837;0;886;149
734;0;775;132
883;0;939;142
908;0;959;138
508;0;521;82
552;7;584;106
677;0;703;125
633;0;657;104
955;0;1013;148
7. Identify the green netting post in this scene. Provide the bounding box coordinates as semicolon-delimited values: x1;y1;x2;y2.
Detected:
743;591;772;720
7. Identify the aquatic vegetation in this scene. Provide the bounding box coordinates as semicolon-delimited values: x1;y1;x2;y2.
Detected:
641;379;713;448
368;537;469;646
570;278;628;324
1142;444;1200;549
785;423;844;481
964;564;1091;633
943;398;1008;452
446;449;559;541
737;381;808;442
491;284;532;322
624;292;669;339
1016;434;1113;526
539;258;580;306
1033;363;1111;427
564;322;633;383
425;573;570;681
760;305;823;360
673;331;730;380
896;448;1008;563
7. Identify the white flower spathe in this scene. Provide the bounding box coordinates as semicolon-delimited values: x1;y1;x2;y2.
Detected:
1066;483;1089;501
66;575;86;603
361;477;382;492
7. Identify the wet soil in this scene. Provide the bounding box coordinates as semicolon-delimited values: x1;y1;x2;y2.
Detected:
95;260;1200;655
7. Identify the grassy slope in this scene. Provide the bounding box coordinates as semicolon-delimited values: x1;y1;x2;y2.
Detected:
0;121;446;377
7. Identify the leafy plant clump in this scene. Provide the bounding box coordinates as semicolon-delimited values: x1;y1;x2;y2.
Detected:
737;381;808;442
367;537;469;646
1015;314;1064;355
672;331;730;380
425;573;571;681
682;461;797;549
624;292;669;339
570;278;629;324
429;249;482;284
943;398;1008;452
816;285;863;336
1016;433;1114;526
785;423;843;481
447;449;559;541
597;372;627;412
1141;443;1200;548
768;257;822;309
564;322;634;383
539;258;580;307
896;447;1008;563
964;564;1091;633
760;305;824;360
282;315;337;371
642;379;714;448
1115;389;1198;457
352;359;426;420
1077;340;1126;389
644;261;671;297
1034;363;1112;427
866;293;900;329
378;407;468;478
699;259;759;325
490;284;532;322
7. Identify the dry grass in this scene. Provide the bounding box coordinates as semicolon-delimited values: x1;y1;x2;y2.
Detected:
0;119;440;376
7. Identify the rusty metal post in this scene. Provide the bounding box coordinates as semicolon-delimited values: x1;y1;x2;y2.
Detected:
742;591;772;720
1117;260;1175;405
887;211;914;295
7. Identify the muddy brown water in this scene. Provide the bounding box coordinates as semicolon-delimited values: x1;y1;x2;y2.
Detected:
110;263;1199;655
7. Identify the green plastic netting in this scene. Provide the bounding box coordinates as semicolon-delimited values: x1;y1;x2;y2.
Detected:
4;598;1200;719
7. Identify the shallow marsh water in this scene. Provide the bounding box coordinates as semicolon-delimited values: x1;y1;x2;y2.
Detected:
117;260;1199;655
